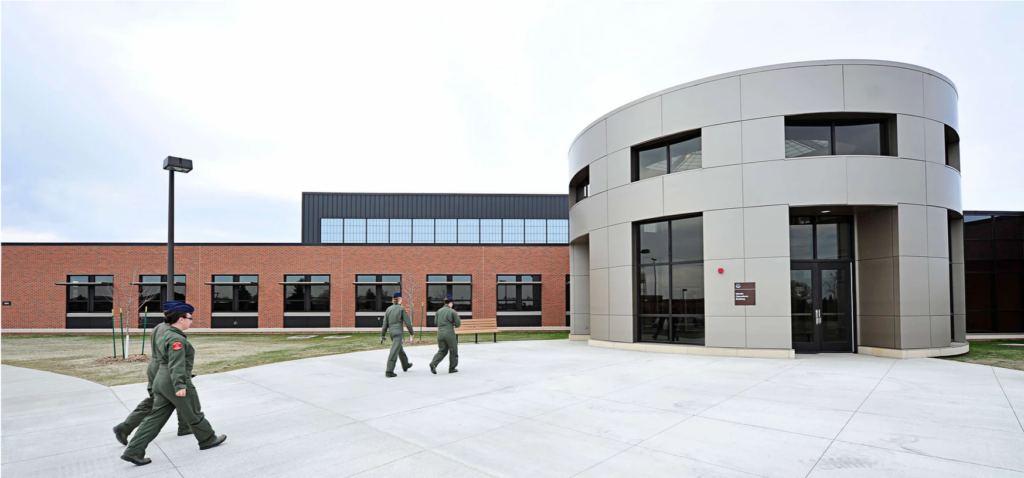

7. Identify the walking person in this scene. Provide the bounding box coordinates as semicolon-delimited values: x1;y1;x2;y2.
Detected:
430;295;461;374
121;303;226;466
381;292;414;377
112;302;192;445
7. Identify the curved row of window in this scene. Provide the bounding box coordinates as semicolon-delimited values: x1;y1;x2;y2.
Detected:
320;218;568;244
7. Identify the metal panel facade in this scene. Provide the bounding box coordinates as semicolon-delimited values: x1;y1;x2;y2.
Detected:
303;193;569;244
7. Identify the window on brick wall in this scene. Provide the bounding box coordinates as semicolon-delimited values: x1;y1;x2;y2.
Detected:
211;275;259;313
426;275;472;312
355;275;402;312
138;275;186;326
496;275;542;312
283;275;330;312
66;275;114;313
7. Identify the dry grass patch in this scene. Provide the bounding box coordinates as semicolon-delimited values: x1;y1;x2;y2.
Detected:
941;340;1024;372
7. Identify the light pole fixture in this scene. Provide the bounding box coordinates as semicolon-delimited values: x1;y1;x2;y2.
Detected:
164;156;194;306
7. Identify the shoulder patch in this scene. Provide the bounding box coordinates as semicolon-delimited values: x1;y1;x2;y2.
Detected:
172;342;183;351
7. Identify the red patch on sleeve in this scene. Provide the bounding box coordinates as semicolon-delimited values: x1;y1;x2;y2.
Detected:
172;342;183;351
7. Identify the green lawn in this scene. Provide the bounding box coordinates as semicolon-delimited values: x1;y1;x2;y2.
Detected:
1;332;568;386
941;340;1024;371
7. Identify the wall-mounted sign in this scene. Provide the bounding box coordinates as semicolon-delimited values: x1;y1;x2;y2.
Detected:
734;283;756;306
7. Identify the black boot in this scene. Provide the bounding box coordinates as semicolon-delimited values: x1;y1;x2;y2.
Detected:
120;454;151;466
429;363;437;374
199;434;227;450
402;362;413;372
177;428;193;436
113;425;129;446
386;372;398;377
449;369;458;373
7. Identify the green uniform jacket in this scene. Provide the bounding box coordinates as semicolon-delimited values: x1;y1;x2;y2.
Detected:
435;307;461;341
155;326;195;392
145;323;169;387
381;303;414;337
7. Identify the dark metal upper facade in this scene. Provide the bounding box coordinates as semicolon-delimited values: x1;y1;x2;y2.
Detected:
302;193;569;244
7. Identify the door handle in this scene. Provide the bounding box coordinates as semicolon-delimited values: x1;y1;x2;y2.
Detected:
815;309;821;325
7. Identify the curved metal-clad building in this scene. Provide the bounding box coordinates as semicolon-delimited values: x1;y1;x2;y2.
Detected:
567;60;965;358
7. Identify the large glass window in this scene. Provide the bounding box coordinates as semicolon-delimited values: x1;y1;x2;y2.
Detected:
389;219;412;243
634;132;702;181
436;219;458;243
481;219;502;243
525;220;547;244
344;219;366;243
211;275;259;313
789;216;852;260
496;275;541;312
547;220;569;244
413;219;434;243
355;275;401;312
367;219;389;243
638;215;704;345
138;275;186;321
503;219;524;243
66;275;114;313
321;218;344;243
785;119;889;158
283;275;330;312
458;219;479;243
319;218;568;244
427;275;472;312
964;214;1023;333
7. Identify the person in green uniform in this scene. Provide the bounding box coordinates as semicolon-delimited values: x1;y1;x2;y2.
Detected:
381;292;414;377
112;302;191;445
121;302;226;466
430;294;461;374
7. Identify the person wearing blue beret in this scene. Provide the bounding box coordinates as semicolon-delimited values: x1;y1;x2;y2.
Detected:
429;294;461;374
381;292;415;377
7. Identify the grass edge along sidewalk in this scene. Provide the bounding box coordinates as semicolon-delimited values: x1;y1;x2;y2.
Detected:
940;339;1024;372
1;332;569;387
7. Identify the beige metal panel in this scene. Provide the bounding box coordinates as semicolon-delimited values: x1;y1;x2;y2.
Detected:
843;65;924;116
846;157;926;206
857;257;896;316
898;256;931;317
746;316;792;350
859;315;897;349
664;165;744;217
607;222;632;269
590;268;609;316
897;204;929;257
569;192;607;242
924;73;959;131
606;148;631;190
571;313;590;336
570;241;590;276
609;315;634;343
590;314;610;341
742;157;848;207
896;114;926;161
930;316;951;348
608;177;663;226
703;208;745;261
608;266;633;316
741;117;785;163
926;162;962;213
928;257;951;317
705;316;746;348
573;275;591;315
927;206;950;259
953;314;966;342
607;97;662;153
899;315;932;349
589;227;608;270
589;156;608;196
924;119;946;165
743;205;790;259
702;122;743;168
856;208;897;261
951;262;966;315
704;259;746;317
569;120;606;176
949;217;964;264
740;65;845;120
662;77;741;135
743;257;791;317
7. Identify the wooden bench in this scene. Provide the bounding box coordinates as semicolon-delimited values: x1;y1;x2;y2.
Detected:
455;318;501;343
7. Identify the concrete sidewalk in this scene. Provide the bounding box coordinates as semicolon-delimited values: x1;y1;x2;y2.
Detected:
3;340;1024;477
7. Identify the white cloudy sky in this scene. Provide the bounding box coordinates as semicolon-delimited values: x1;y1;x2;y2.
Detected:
3;2;1023;243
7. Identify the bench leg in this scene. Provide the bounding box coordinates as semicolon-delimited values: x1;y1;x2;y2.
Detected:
475;334;478;344
493;333;496;343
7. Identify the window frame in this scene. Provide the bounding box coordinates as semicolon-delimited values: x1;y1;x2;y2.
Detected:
66;274;114;313
283;274;331;313
210;274;260;313
496;275;543;312
426;275;473;313
354;274;402;313
635;214;706;345
138;274;186;314
784;117;892;158
631;129;703;182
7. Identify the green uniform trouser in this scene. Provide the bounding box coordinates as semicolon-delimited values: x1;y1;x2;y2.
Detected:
430;332;458;372
120;384;190;434
124;378;216;457
386;332;410;373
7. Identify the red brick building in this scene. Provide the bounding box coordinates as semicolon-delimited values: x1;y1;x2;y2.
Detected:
1;193;571;330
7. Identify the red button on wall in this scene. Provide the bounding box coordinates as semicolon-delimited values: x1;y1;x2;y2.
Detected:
718;268;724;274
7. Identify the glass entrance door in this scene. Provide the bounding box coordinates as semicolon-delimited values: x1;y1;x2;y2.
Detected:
791;262;853;353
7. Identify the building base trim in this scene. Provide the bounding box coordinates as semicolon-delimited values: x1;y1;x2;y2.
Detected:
587;339;795;359
967;334;1024;340
858;343;969;359
568;334;590;341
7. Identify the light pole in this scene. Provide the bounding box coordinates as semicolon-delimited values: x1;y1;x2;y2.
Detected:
163;157;193;303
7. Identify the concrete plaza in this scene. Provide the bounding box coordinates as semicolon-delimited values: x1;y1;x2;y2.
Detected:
3;340;1024;477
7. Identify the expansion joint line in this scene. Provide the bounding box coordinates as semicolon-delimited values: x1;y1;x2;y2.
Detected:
991;367;1024;434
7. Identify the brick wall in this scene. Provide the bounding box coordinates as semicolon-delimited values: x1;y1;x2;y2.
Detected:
0;244;570;329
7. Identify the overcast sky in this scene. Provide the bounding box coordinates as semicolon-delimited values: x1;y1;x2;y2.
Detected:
3;2;1022;243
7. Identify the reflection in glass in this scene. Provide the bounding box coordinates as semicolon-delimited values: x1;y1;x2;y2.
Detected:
785;125;831;158
671;216;703;262
640;317;670;342
791;270;813;343
427;284;447;311
639;221;669;264
638;266;670;314
669;137;702;172
834;122;882;155
310;285;330;311
963;216;992;240
964;273;993;310
816;217;851;259
994;215;1023;240
521;285;539;310
497;284;516;311
638;147;667;180
672;317;705;345
790;217;813;259
356;285;377;311
820;268;849;343
671;264;704;315
213;285;233;312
